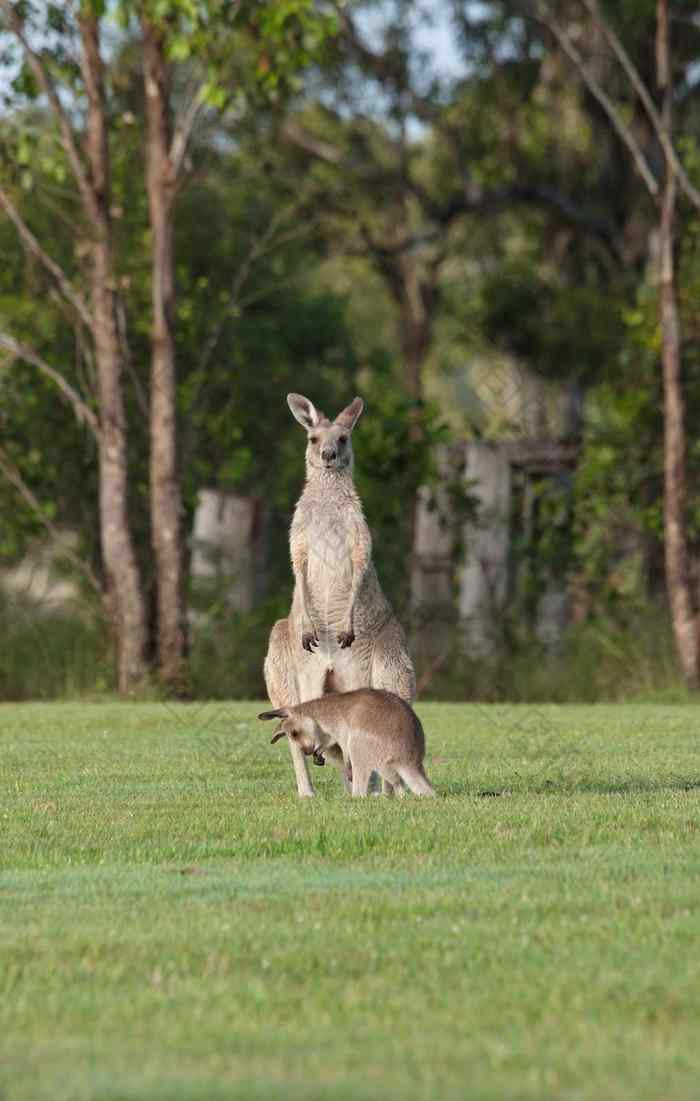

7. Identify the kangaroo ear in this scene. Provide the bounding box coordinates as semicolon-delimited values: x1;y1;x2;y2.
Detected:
270;729;287;744
258;708;290;721
287;393;323;430
335;396;364;432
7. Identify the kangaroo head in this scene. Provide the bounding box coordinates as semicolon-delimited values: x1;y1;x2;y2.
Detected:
287;393;364;474
259;707;320;755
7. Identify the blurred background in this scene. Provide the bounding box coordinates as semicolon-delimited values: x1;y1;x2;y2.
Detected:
1;0;699;703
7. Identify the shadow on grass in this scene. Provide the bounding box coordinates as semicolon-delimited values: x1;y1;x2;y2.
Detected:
533;778;700;796
438;779;700;798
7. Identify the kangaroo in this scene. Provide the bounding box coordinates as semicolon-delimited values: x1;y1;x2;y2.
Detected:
259;689;435;797
263;394;416;797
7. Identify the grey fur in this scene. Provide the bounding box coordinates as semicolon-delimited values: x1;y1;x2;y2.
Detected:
260;688;435;797
263;393;416;796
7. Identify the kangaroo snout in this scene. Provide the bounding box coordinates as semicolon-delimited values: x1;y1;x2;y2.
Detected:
321;447;337;463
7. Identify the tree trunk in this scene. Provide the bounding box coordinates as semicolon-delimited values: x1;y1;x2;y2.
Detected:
141;19;187;691
401;312;430;404
398;253;431;403
80;14;148;693
657;0;698;687
393;252;436;620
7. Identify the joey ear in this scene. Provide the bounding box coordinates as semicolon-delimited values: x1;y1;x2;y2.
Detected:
335;396;364;433
270;729;287;744
258;708;290;721
287;393;323;430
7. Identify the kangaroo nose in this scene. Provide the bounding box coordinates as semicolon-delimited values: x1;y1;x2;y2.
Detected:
322;448;337;462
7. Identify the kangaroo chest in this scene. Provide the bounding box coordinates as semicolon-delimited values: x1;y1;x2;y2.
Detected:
308;506;354;581
292;484;381;649
303;501;360;583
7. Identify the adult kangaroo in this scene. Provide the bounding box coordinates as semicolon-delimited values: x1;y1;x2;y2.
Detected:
264;393;416;797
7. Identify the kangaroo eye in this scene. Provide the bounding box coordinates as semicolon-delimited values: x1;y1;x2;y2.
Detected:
309;436;318;444
338;435;348;445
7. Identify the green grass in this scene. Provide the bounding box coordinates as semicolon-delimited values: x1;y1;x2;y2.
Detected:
2;701;700;1100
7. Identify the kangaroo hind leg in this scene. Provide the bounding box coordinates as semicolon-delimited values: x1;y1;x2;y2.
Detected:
351;756;373;797
379;767;405;797
264;618;315;798
370;619;416;703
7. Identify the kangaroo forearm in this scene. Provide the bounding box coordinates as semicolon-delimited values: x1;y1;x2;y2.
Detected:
294;563;319;651
291;546;315;625
344;583;361;630
298;572;314;626
342;542;370;634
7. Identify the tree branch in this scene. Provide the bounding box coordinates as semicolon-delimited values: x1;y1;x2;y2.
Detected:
282;120;344;165
0;185;92;328
284;114;620;261
0;334;99;438
0;445;102;595
180;200;315;469
333;5;444;130
170;86;205;180
582;0;700;213
355;181;621;264
533;0;659;199
507;182;622;259
115;297;148;420
197;202;310;375
0;0;99;223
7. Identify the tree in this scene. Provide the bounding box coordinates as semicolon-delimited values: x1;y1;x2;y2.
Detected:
124;0;337;690
0;0;149;692
530;0;700;684
140;12;187;689
0;0;337;693
273;0;632;610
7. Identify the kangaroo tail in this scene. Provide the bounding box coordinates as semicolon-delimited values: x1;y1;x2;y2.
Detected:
396;763;436;797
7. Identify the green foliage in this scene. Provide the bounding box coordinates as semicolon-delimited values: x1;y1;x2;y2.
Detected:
425;609;687;704
113;0;337;106
506;474;576;631
574;379;662;614
252;0;337;91
479;261;625;387
572;248;700;620
355;371;451;611
0;593;111;700
0;28;364;596
5;0;700;698
0;163;100;570
187;597;286;698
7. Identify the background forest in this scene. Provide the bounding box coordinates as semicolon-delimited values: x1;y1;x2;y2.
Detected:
2;0;700;702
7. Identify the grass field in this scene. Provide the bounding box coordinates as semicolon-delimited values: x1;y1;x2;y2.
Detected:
2;700;700;1100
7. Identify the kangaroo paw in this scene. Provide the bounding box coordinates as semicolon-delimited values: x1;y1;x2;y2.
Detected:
302;632;318;652
337;630;355;649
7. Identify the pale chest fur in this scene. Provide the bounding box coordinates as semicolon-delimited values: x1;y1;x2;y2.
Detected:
293;483;365;578
290;478;381;636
